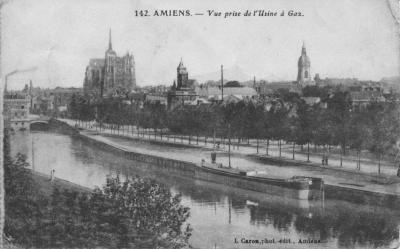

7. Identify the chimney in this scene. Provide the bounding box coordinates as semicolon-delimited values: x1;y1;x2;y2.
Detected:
29;80;33;94
4;76;7;93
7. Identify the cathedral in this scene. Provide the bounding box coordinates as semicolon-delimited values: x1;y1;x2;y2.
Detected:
297;42;315;86
83;29;136;96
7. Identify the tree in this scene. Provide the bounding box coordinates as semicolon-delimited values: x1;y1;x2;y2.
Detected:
224;81;241;87
243;102;264;154
296;101;316;161
302;85;330;99
348;110;368;170
68;94;79;120
327;91;352;157
364;101;399;173
268;102;289;157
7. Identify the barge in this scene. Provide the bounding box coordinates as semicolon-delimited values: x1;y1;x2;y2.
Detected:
196;162;324;200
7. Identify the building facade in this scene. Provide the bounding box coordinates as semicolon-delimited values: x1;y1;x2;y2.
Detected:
84;29;136;96
196;86;257;103
4;93;30;131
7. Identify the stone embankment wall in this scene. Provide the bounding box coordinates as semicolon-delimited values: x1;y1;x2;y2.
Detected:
48;119;79;135
324;184;400;207
79;133;320;200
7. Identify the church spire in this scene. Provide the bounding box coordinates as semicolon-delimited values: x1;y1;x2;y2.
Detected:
302;41;306;55
108;28;112;50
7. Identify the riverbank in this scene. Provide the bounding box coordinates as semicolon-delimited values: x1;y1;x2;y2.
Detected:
2;172;92;249
31;170;92;196
49;119;400;206
78;130;400;206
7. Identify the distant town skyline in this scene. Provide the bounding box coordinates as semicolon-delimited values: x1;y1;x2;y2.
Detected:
3;0;399;90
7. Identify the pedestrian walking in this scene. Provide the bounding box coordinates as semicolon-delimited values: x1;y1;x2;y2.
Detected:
50;169;55;181
211;152;217;163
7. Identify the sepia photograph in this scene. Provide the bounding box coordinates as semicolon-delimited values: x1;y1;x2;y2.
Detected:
1;0;400;248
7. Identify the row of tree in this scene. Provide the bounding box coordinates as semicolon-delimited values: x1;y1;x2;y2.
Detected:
68;88;400;172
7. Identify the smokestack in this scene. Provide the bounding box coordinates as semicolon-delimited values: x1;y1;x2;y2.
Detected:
221;65;224;102
4;67;38;91
5;69;18;93
29;80;33;95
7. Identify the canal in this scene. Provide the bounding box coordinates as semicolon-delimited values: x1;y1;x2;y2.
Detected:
11;130;400;249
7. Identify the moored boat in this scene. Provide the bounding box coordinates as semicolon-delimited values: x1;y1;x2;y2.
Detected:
196;162;323;200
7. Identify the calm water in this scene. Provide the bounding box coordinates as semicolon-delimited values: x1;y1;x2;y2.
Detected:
11;131;400;249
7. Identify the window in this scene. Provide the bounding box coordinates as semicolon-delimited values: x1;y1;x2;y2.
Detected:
305;71;309;78
21;106;24;109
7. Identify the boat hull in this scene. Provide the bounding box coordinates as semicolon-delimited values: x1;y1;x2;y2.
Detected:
195;166;320;200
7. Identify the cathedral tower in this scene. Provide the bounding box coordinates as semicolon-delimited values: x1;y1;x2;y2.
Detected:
297;42;313;86
177;58;189;89
105;28;117;90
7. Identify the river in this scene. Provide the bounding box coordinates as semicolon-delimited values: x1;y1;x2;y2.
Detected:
10;130;400;249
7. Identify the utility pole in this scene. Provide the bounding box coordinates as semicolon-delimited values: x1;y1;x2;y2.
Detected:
213;128;216;148
31;137;35;171
228;123;231;168
221;65;224;102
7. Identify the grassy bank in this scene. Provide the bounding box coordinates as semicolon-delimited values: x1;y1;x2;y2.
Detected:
30;170;91;197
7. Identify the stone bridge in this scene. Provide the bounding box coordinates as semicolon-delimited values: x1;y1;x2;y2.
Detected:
29;116;51;130
30;117;50;124
7;115;51;131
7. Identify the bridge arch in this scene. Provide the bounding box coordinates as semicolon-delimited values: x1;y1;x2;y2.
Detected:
30;120;49;131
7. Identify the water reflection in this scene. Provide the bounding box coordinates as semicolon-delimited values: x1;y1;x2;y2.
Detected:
10;131;400;249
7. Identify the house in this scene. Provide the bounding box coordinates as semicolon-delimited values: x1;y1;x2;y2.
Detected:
196;86;257;102
350;91;386;110
145;94;168;106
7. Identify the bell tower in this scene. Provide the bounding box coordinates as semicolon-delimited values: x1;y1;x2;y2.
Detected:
297;42;313;86
177;58;189;90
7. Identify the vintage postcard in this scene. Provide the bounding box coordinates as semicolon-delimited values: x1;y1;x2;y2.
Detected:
1;0;400;248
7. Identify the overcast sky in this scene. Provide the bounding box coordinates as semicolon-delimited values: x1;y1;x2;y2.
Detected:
3;0;399;89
